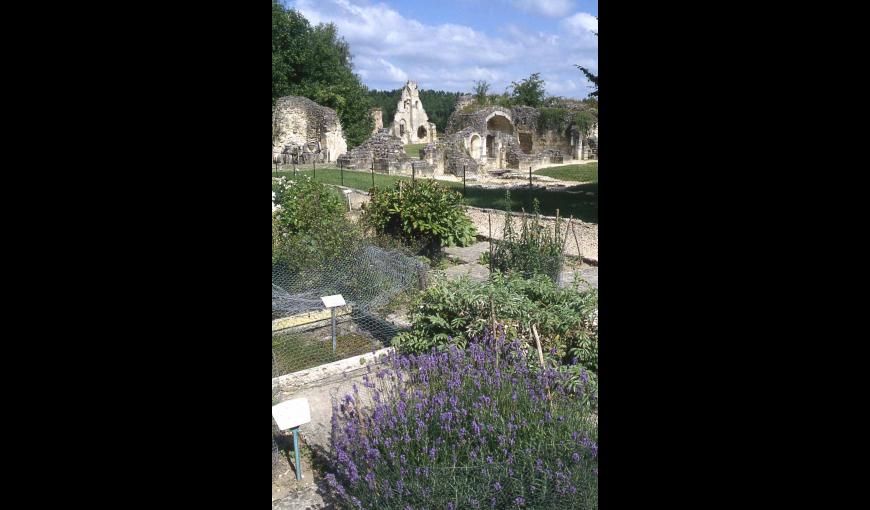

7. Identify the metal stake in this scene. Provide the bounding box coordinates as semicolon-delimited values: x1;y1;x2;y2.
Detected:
331;307;337;354
292;427;302;480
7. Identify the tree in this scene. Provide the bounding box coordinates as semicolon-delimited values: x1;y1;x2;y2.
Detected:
472;81;490;105
272;3;374;147
509;73;547;107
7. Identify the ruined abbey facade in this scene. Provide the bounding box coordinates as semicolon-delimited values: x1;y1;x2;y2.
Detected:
391;81;437;144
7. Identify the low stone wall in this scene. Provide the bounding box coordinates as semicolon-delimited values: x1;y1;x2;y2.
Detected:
464;206;598;263
334;186;598;263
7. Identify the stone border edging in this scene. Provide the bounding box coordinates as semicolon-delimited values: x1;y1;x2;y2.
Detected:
272;347;394;394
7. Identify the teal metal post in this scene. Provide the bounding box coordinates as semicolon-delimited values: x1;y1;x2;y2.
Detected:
292;427;302;480
331;308;337;353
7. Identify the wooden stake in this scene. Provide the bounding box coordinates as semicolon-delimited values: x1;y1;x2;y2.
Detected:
488;211;493;273
571;222;582;259
532;324;554;406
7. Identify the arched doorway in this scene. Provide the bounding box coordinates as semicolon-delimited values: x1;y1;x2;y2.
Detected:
469;134;481;159
399;119;406;137
417;125;427;140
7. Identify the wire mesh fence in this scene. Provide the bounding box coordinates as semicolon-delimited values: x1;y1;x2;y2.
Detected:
272;242;428;475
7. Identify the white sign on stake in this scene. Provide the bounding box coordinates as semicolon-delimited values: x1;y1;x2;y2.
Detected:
272;398;311;431
321;294;346;308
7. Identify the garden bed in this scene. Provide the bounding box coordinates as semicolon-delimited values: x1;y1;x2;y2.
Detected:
272;328;383;376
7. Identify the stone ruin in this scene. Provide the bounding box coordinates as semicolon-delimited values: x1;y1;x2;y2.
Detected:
370;107;384;133
336;129;435;178
420;102;598;178
272;96;348;165
391;81;437;144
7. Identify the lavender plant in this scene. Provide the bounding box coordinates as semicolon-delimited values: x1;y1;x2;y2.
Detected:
327;330;598;509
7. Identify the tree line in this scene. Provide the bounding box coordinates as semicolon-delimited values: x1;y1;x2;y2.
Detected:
368;89;462;135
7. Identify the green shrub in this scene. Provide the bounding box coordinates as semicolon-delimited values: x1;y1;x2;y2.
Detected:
489;191;566;282
393;272;598;374
362;180;476;255
272;176;360;270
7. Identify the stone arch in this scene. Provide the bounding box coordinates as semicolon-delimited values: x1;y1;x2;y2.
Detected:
486;113;514;134
399;119;406;137
417;125;427;140
469;133;481;159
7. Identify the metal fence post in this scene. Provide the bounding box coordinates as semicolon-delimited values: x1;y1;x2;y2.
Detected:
340;160;344;187
463;165;466;196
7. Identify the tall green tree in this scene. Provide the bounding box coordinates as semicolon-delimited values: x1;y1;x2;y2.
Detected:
272;3;373;147
509;73;547;107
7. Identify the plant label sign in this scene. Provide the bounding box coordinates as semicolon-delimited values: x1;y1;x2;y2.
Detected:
321;294;346;308
272;398;311;431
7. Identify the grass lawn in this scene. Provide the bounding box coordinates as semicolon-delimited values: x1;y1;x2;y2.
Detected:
274;167;597;223
403;143;427;158
536;162;598;182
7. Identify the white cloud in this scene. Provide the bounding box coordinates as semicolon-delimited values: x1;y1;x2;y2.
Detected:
562;12;598;36
511;0;576;18
378;58;408;82
288;0;597;98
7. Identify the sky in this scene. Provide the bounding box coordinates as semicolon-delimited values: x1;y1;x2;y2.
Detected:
283;0;598;99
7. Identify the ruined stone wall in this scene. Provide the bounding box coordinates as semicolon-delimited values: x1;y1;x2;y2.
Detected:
370;108;384;133
272;96;347;162
337;130;415;175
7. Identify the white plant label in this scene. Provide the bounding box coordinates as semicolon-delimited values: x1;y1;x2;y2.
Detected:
272;398;311;431
321;294;346;308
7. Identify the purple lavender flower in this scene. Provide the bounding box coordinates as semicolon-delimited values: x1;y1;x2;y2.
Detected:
514;496;525;506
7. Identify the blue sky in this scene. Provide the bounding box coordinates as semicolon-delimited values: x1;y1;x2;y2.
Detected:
283;0;598;99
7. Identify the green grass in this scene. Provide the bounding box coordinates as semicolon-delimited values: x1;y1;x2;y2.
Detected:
403;143;426;158
536;162;598;182
273;167;598;223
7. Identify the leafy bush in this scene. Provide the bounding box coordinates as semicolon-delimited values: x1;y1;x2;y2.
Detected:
327;334;598;510
489;192;566;282
393;272;598;375
362;180;476;255
272;176;360;270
